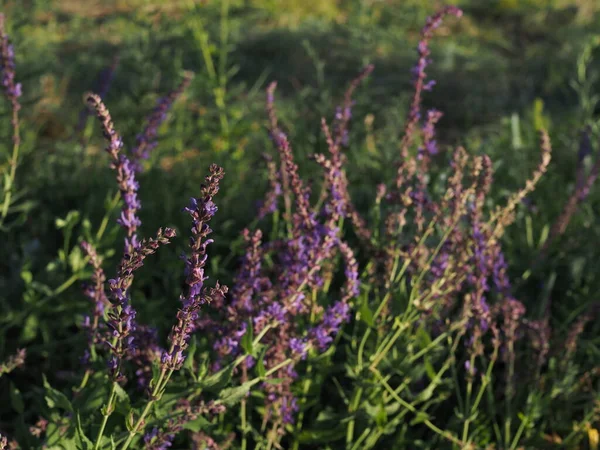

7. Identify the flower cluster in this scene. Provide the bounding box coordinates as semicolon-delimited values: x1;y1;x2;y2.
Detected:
0;348;25;376
162;165;228;371
143;400;225;450
0;14;22;112
106;227;176;381
195;67;372;434
86;93;142;254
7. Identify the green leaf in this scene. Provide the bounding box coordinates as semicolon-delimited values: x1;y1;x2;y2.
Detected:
43;375;74;413
375;399;388;429
68;246;84;272
75;413;94;449
297;425;347;444
21;314;39;342
423;358;436;381
183;335;197;372
125;409;136;432
218;380;254;406
199;361;234;391
256;349;267;378
240;320;254;355
113;383;131;415
182;415;212;432
359;298;374;327
20;270;33;285
262;378;285;385
410;411;430;426
9;381;24;414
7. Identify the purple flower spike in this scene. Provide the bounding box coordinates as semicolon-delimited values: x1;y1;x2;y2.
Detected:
163;165;228;371
130;71;194;172
398;6;462;163
105;228;176;381
0;14;22;114
86;93;143;255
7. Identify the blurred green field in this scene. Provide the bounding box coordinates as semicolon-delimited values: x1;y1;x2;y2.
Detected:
1;0;600;448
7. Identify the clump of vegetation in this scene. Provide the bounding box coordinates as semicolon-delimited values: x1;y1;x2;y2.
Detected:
0;2;598;449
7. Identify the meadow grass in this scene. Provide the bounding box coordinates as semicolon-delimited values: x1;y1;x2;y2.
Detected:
0;1;599;449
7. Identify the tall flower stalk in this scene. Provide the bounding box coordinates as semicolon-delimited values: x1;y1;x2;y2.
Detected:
130;71;194;172
0;14;22;227
120;164;227;450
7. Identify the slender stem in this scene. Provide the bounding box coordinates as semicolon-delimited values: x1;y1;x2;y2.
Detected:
504;339;515;447
510;414;529;450
345;387;363;446
96;191;121;241
119;368;171;450
371;367;464;447
0;107;21;226
94;382;118;450
240;398;248;450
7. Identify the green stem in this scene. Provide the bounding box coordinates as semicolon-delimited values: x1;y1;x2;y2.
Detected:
346;387;363;446
240;398;248;450
0;107;21;226
96;191;121;241
94;382;118;450
120;368;171;450
371;367;464;447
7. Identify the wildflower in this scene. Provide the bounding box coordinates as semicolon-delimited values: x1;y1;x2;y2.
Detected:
0;349;26;376
80;241;110;325
258;153;282;219
29;418;48;439
163;165;227;371
0;14;22;111
398;6;462;163
106;228;176;380
310;301;351;350
130;71;194;171
86;93;142;254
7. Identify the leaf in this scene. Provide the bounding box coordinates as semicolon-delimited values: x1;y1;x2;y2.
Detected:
410;411;430;426
113;383;131;415
43;375;74;413
183;335;197;372
240;320;254;355
199;361;234;391
21;314;39;342
68;246;85;272
359;298;374;327
423;358;436;381
297;425;347;444
182;415;212;432
20;270;33;285
125;409;136;432
218;380;254;406
256;345;268;378
75;413;94;449
9;381;24;414
375;399;388;429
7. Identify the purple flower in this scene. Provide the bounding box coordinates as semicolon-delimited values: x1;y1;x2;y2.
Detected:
130;72;194;171
398;6;462;164
290;338;307;360
0;15;22;105
163;165;228;371
86;94;142;255
310;301;351;351
104;228;176;381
